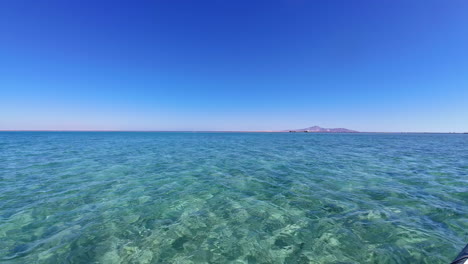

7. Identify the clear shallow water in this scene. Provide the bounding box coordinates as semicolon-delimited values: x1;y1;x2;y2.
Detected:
0;132;466;264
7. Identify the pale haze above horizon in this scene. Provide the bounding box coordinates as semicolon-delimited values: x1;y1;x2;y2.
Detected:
1;0;468;132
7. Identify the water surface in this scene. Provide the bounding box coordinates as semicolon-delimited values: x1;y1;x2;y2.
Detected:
0;132;466;263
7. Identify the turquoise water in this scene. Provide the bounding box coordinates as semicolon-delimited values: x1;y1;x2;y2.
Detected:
0;132;466;263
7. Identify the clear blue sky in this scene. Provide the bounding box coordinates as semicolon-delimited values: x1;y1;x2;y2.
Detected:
1;0;467;132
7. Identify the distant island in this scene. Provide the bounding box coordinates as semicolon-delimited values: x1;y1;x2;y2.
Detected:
286;126;358;133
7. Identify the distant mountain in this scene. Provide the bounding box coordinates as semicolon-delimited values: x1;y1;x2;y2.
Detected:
287;126;358;133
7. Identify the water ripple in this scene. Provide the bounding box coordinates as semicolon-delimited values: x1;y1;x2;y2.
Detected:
0;132;466;263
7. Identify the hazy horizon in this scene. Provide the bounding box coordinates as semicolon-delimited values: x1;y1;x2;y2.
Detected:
1;1;468;132
0;128;466;133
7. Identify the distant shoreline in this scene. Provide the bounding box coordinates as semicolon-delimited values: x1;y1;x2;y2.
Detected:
0;130;466;134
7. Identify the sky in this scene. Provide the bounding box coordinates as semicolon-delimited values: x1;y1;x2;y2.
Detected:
1;0;467;132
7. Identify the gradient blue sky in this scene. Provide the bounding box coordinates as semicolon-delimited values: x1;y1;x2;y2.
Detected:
1;0;467;132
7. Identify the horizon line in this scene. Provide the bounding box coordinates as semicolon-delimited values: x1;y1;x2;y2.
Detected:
0;130;466;134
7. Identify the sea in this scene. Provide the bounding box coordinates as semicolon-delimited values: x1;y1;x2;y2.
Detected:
0;132;466;263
